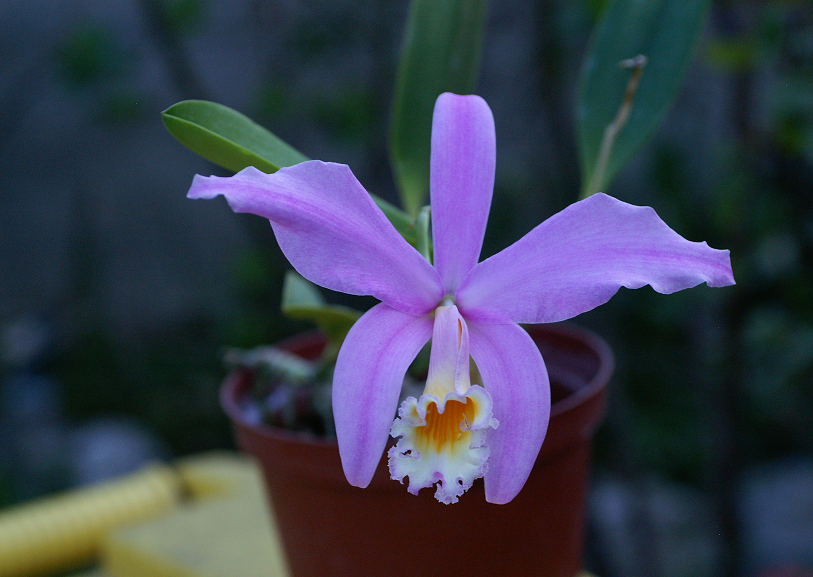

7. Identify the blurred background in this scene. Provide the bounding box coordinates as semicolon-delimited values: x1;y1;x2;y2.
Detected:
1;1;812;576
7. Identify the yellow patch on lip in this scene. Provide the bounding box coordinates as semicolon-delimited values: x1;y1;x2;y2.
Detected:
412;397;475;454
388;386;498;504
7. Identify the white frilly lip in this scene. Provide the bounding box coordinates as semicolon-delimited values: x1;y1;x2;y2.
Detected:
388;385;498;504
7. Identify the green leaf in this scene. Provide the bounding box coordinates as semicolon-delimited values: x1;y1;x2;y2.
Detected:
162;100;308;173
163;100;420;246
281;271;360;346
389;0;487;217
576;0;710;197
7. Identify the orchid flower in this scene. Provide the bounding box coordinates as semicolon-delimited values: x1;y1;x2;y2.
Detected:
187;93;735;504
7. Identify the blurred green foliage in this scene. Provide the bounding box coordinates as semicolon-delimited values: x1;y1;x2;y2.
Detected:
54;22;150;124
159;0;207;33
56;25;128;87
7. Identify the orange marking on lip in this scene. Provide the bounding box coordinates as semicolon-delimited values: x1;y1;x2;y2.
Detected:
414;398;477;453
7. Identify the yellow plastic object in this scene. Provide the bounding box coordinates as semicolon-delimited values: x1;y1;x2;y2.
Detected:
175;452;258;500
0;464;182;577
101;453;289;577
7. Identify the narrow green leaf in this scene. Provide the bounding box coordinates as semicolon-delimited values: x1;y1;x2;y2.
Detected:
576;0;710;196
281;271;360;346
389;0;487;217
162;100;308;173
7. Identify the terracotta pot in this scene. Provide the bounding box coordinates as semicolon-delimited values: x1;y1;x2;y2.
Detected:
221;323;613;577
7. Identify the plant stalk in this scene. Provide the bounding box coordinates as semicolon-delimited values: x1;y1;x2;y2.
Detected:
582;55;647;199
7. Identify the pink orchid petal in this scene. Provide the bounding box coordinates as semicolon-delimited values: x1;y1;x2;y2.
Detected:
457;193;735;324
468;321;550;504
189;162;443;316
431;93;496;294
333;303;433;488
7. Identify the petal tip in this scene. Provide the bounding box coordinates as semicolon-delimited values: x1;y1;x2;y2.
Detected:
186;174;217;199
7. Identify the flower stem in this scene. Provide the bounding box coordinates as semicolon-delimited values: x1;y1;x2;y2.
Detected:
582;54;647;199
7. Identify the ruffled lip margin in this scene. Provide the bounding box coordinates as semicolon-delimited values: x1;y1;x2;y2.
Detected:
388;385;498;504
